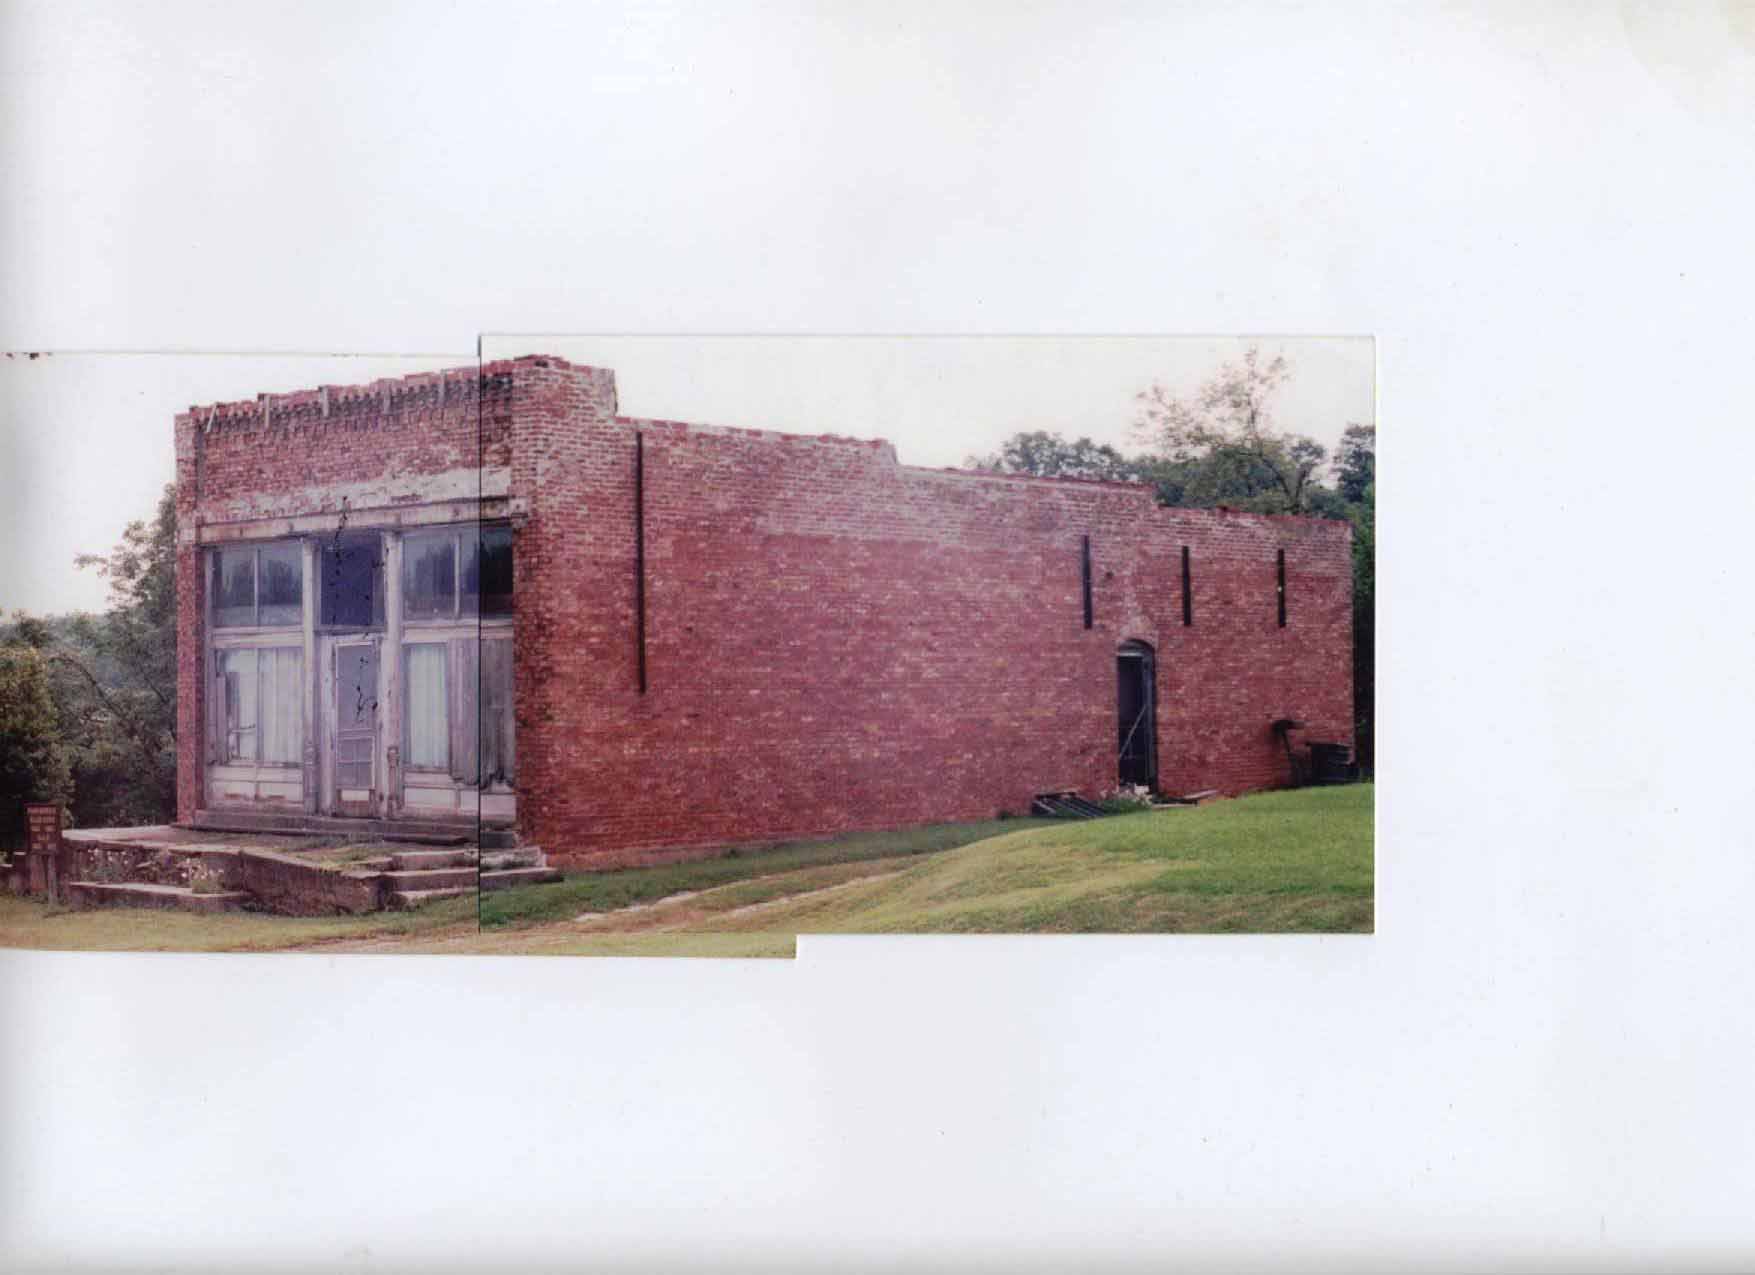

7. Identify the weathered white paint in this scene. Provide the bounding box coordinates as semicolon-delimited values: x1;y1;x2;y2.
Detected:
383;530;403;817
203;524;518;828
199;465;511;525
300;537;318;813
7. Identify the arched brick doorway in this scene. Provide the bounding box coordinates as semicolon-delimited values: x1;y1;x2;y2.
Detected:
1117;639;1158;791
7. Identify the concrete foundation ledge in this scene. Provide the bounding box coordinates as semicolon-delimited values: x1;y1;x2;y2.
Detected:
65;881;248;914
230;848;386;915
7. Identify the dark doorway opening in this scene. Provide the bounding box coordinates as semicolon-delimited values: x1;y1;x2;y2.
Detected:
1117;639;1158;790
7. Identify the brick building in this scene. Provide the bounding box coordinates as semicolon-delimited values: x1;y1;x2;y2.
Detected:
175;355;1353;869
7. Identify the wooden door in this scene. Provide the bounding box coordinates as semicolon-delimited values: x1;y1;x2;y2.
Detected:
333;640;379;814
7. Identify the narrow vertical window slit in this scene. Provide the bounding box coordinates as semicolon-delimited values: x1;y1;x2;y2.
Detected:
1181;546;1193;627
1081;535;1093;630
635;432;648;692
1277;548;1287;628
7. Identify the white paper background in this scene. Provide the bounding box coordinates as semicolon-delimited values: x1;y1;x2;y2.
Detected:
4;1;1755;1270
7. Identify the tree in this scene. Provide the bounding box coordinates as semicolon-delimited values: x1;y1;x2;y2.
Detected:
1335;423;1376;504
977;351;1377;772
0;643;73;849
0;485;182;830
64;483;179;827
964;431;1148;483
1349;478;1375;771
1133;346;1330;514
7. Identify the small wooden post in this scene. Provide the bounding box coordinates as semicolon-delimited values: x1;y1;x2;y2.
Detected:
24;803;64;905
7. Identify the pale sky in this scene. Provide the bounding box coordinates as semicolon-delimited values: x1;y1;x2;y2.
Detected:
7;1;1755;1259
0;352;463;616
1;338;1371;616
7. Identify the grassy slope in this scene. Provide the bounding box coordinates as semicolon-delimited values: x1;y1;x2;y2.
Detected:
761;782;1376;937
0;892;480;953
479;817;1055;928
0;788;1371;956
456;784;1374;956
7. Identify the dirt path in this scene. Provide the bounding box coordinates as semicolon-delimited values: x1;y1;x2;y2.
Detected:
570;866;909;933
299;856;916;954
704;870;907;923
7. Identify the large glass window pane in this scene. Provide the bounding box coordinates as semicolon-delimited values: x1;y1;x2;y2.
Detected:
458;529;477;616
214;548;257;628
402;642;449;769
463;525;514;617
258;544;304;626
320;534;384;629
403;532;456;620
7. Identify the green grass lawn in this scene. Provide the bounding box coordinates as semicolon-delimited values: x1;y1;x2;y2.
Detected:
0;787;1371;956
762;781;1376;936
0;891;480;953
478;816;1056;929
465;784;1374;954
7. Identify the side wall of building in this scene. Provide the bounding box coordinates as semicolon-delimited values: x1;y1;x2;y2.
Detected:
173;357;1353;865
519;363;1353;868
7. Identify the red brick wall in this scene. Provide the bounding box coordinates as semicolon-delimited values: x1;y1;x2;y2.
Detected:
174;356;1353;868
512;362;1353;868
178;368;513;524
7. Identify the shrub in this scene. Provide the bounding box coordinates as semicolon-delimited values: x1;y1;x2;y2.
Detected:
1097;784;1157;814
187;861;228;896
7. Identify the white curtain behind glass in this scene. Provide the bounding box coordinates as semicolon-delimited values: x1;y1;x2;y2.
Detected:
404;643;448;769
223;648;257;762
259;648;303;764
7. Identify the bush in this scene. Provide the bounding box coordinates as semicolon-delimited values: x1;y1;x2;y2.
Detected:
187;861;228;896
1097;784;1157;814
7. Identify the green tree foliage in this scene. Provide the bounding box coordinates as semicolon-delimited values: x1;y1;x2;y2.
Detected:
967;349;1376;768
1133;347;1330;515
0;643;73;848
964;431;1147;482
1348;476;1376;771
1334;423;1376;505
1;484;180;831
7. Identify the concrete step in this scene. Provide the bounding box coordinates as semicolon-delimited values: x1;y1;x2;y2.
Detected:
191;809;519;849
388;848;479;871
480;867;564;892
66;881;247;914
480;847;544;871
387;886;478;910
380;866;479;892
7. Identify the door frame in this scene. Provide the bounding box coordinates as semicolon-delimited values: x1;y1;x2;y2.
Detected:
1116;639;1159;791
322;633;384;816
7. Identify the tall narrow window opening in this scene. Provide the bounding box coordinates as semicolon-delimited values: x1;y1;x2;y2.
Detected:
1181;546;1193;627
1277;548;1287;627
634;432;647;692
1081;535;1093;630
